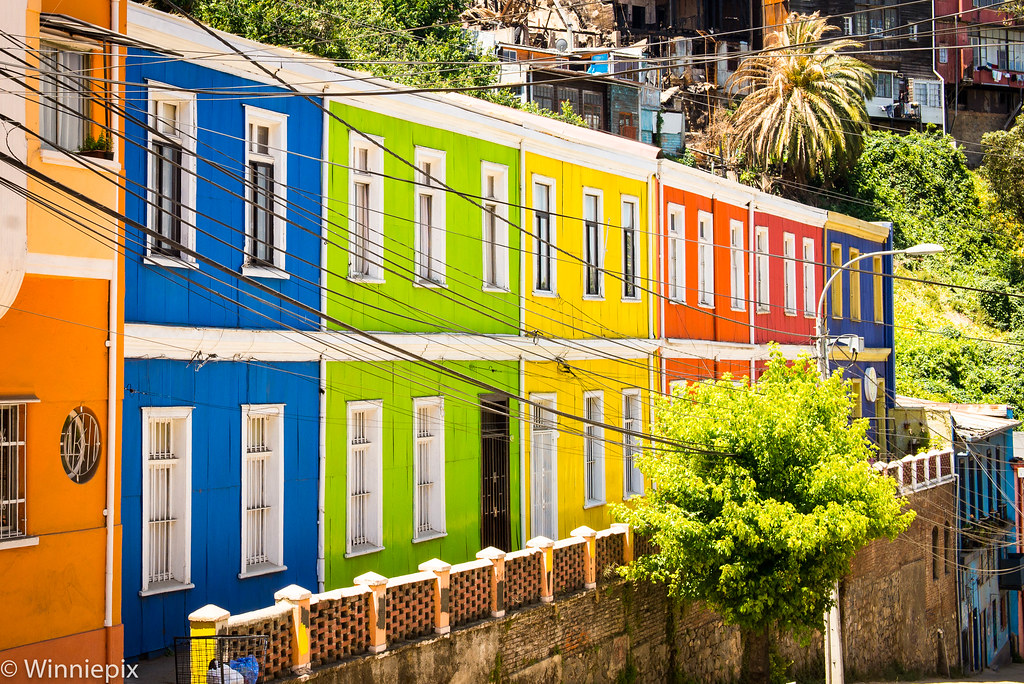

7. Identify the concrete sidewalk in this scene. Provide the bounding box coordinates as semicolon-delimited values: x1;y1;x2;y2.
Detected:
863;662;1024;683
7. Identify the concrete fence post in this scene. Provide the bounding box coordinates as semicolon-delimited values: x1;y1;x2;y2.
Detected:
274;585;312;675
571;526;597;589
610;522;633;563
354;571;388;653
526;536;555;603
476;547;507;617
188;604;229;677
418;558;452;634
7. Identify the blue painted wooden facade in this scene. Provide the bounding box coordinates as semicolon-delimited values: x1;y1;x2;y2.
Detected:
825;221;896;448
121;38;324;658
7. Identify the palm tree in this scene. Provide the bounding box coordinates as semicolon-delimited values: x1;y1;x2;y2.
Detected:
726;12;874;184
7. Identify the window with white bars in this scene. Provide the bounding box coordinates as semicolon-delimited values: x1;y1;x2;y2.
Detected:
583;392;605;507
147;88;196;264
583;190;603;297
39;43;88;152
482;163;509;290
533;178;555;293
0;404;27;540
240;405;284;575
530;395;558;540
415;148;446;285
668;204;685;302
347;400;383;556
141;407;192;593
413;397;445;540
697;211;714;307
349;136;385;281
243;108;288;274
729;219;745;311
622;391;644;498
755;227;770;313
783;233;797;315
622;197;639;300
802;238;816;317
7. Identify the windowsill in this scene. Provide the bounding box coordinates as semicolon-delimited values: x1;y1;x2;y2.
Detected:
347;275;386;285
482;285;511;294
804;313;817;319
40;147;121;174
238;563;287;579
241;263;289;280
412;531;447;544
582;295;604;302
139;581;194;598
784;310;798;317
622;297;642;304
414;280;447;289
623;492;644;501
532;290;558;298
668;298;686;306
345;544;385;559
697;302;715;310
583;500;606;510
730;306;746;313
145;254;197;270
0;535;40;551
756;307;771;315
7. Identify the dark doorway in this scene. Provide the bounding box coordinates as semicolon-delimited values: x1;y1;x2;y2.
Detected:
481;395;512;551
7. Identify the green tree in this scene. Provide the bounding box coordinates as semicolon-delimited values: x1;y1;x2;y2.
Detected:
617;350;913;683
726;12;875;184
982;113;1024;226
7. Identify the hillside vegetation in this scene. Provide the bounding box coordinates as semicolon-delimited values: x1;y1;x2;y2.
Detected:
829;126;1024;408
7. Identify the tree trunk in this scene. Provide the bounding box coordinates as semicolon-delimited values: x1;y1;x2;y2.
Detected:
740;623;770;684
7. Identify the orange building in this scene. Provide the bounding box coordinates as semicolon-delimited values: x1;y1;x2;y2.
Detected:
0;0;125;677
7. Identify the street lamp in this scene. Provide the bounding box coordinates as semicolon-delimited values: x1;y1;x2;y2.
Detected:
816;242;943;684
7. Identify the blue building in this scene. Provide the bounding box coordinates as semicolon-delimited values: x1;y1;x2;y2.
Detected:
823;213;896;454
122;3;329;658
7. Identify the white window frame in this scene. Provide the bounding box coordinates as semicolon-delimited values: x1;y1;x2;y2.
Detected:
755;226;770;313
783;232;797;316
145;83;197;268
242;106;288;278
239;404;285;577
529;394;559;540
414;147;447;286
413;396;446;541
583;391;605;508
803;238;816;318
481;162;510;291
348;133;385;282
729;219;745;311
140;406;193;596
0;403;29;543
38;40;89;153
697;211;715;308
532;174;557;295
621;195;641;301
622;390;644;499
668;203;685;303
346;400;384;557
582;187;604;299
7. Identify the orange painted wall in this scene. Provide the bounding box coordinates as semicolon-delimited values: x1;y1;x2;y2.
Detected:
661;185;750;343
664;357;753;388
0;275;120;655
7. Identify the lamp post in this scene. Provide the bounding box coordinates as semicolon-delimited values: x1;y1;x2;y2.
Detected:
816;242;943;684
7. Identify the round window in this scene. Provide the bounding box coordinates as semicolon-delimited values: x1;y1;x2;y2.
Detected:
60;407;102;484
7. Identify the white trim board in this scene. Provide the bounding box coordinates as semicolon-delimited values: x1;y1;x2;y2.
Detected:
26;252;115;280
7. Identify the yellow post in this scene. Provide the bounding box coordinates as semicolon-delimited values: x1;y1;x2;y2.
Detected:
188;605;229;679
274;585;312;675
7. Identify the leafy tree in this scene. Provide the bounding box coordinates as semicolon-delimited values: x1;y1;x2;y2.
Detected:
981;113;1024;225
726;12;874;185
617;350;913;683
188;0;498;90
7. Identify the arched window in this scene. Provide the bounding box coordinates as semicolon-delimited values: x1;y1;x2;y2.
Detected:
932;526;940;580
944;523;951;575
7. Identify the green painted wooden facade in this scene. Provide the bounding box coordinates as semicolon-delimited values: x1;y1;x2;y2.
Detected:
324;100;522;334
324;360;521;587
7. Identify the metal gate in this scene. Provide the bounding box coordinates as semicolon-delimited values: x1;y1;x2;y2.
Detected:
480;396;511;551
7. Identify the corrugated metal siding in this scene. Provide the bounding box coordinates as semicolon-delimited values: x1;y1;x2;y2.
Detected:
752;211;822;345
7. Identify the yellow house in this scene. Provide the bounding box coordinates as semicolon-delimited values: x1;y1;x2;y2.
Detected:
519;128;659;539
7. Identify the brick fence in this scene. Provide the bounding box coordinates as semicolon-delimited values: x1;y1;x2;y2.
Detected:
186;452;957;682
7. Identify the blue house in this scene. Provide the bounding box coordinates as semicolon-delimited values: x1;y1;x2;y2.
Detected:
122;3;330;658
824;213;895;454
